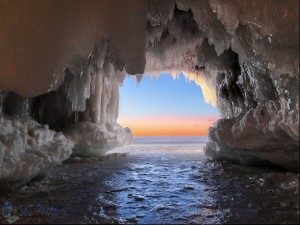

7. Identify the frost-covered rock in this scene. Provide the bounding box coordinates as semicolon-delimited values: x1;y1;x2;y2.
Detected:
0;113;73;185
204;56;299;171
64;121;132;157
204;102;299;171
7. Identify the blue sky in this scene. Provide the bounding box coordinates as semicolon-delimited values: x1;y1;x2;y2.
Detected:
118;73;219;136
119;73;219;117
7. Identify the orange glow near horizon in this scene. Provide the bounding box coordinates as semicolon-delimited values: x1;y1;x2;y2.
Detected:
117;115;218;136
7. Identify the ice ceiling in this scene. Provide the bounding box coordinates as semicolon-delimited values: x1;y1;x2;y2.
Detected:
0;0;299;185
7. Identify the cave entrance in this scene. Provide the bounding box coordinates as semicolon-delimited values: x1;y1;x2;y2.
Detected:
117;72;219;137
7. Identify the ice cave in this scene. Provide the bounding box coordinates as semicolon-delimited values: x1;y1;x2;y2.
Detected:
0;0;299;185
0;0;299;195
0;1;299;223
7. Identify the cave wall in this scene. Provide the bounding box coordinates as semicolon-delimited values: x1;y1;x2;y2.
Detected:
144;0;299;171
0;0;299;184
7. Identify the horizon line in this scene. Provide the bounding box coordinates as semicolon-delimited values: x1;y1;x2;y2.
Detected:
132;135;209;137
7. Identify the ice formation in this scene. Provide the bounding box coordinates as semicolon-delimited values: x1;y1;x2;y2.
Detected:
0;39;132;183
65;122;131;157
0;111;73;186
0;0;299;183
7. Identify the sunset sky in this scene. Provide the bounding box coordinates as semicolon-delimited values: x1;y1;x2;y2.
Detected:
117;73;219;136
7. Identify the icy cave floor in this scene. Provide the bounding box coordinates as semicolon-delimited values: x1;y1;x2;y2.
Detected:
0;147;299;224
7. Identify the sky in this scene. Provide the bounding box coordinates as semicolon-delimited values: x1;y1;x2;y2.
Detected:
117;72;219;136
